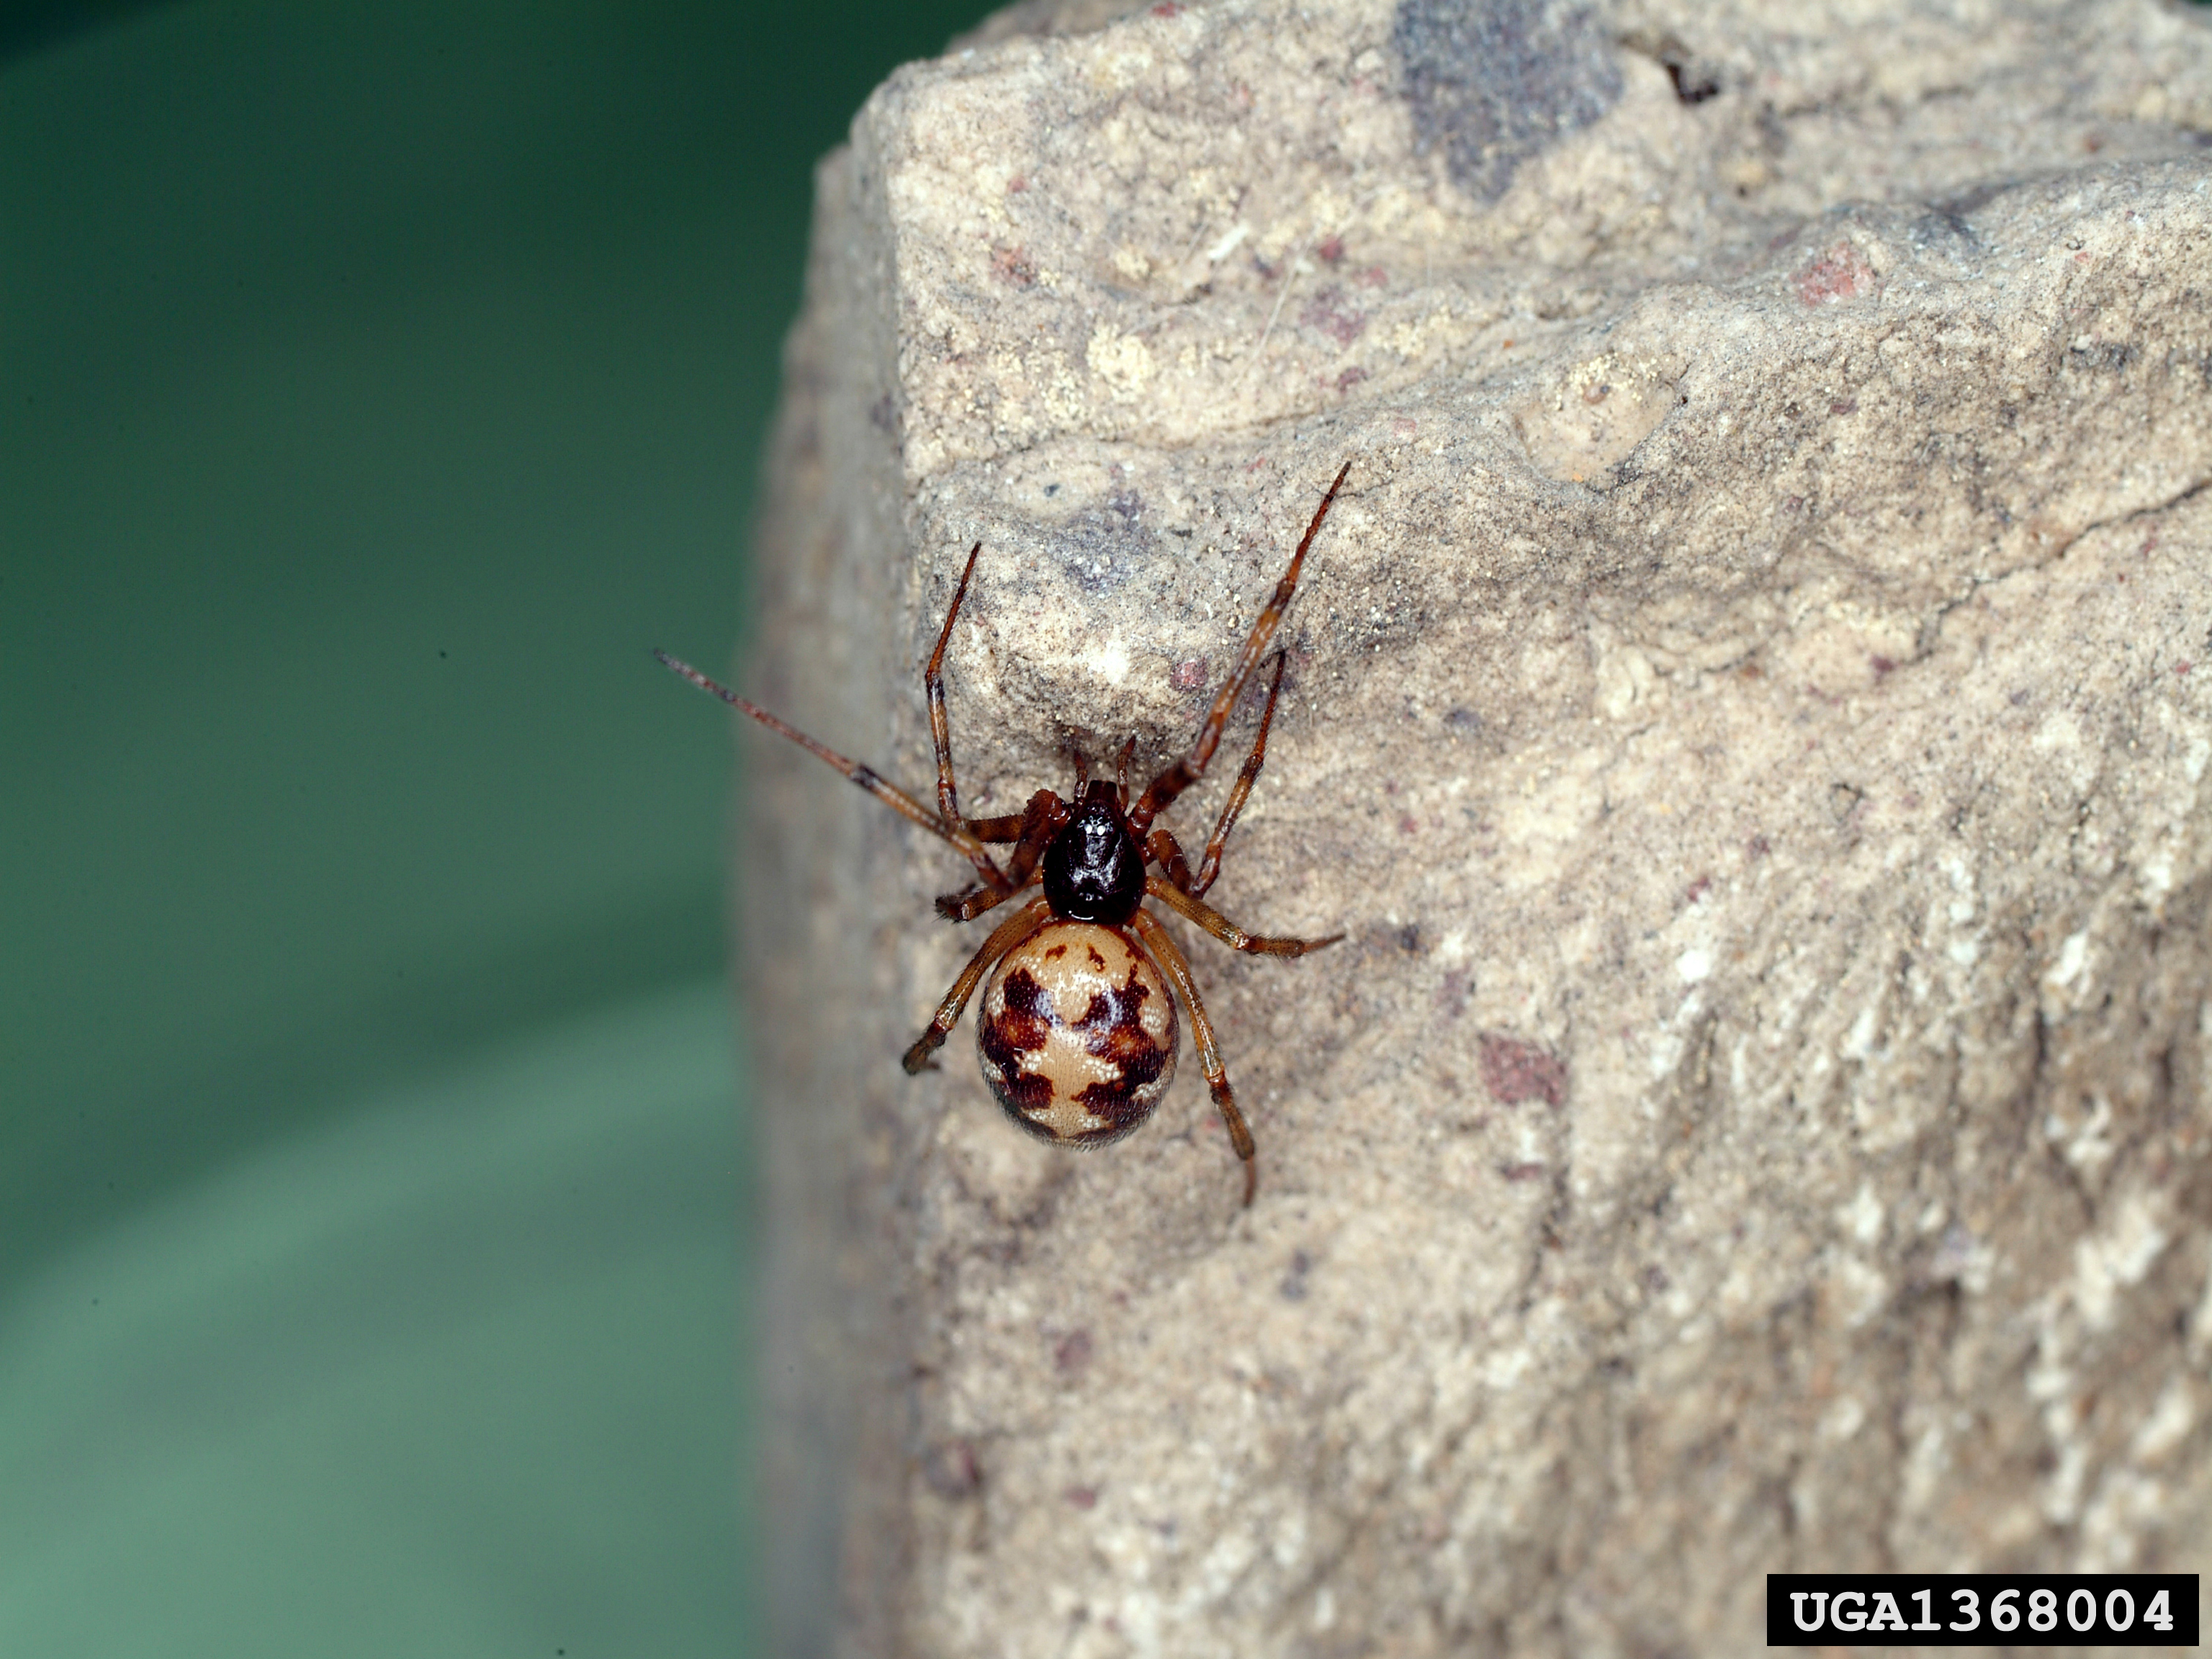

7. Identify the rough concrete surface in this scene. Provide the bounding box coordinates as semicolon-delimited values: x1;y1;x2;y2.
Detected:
742;1;2212;1653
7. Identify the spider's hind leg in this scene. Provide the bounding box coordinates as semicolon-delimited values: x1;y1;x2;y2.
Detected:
904;897;1053;1073
1130;908;1259;1207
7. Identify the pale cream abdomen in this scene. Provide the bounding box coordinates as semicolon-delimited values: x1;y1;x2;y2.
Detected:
976;922;1179;1145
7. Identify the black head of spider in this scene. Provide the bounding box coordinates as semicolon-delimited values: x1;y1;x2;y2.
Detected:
1041;789;1145;925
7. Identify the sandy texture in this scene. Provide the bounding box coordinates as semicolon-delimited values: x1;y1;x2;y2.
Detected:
745;1;2212;1652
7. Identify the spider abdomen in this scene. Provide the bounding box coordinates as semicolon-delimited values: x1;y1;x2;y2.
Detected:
976;922;1178;1146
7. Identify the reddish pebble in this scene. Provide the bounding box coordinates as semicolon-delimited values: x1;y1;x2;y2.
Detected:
1479;1033;1566;1108
1795;241;1877;305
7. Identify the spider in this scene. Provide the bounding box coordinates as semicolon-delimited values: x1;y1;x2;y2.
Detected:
656;462;1351;1206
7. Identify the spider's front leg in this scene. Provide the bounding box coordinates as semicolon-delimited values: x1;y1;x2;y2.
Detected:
1142;648;1292;896
1128;462;1347;836
935;790;1064;922
920;540;1013;896
1191;650;1287;896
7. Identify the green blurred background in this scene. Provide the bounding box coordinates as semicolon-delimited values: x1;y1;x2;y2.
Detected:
1;1;979;1653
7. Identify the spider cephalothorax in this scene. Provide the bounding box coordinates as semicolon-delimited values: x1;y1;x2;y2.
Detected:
1040;785;1146;925
657;462;1351;1205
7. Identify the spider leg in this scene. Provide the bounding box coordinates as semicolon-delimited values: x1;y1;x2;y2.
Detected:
935;871;1041;925
1141;651;1287;897
902;896;1053;1074
1128;460;1349;835
920;542;1016;893
655;649;1007;884
1130;907;1258;1207
1114;735;1136;807
1143;827;1195;894
1192;649;1287;897
999;791;1065;885
926;542;984;823
1144;876;1343;957
937;791;1066;922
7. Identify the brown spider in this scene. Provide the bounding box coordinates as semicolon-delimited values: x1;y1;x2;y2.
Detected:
657;462;1351;1206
